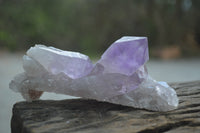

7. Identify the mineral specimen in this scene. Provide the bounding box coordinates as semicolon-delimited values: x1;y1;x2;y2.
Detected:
9;36;179;111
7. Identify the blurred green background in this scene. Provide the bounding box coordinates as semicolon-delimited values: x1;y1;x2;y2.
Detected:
0;0;200;58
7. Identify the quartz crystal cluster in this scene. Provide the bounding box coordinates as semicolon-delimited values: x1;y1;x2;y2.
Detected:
9;36;179;111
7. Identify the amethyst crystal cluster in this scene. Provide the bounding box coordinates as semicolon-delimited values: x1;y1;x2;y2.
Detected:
9;36;178;111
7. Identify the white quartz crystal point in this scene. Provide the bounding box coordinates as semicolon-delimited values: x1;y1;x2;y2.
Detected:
9;44;94;101
27;45;94;79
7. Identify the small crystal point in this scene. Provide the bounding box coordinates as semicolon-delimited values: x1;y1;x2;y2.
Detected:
9;36;179;111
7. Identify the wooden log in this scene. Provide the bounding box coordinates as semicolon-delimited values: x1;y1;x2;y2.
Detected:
11;81;200;133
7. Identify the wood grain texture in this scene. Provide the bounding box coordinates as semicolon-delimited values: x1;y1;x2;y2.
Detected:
11;81;200;133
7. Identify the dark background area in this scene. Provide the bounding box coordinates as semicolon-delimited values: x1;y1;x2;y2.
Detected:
0;0;200;58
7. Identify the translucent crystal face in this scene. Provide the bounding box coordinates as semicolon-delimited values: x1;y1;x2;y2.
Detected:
27;45;93;79
98;36;149;75
9;36;179;111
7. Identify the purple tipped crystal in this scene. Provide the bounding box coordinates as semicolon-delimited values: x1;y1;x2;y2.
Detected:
9;36;179;112
98;36;149;75
27;45;94;79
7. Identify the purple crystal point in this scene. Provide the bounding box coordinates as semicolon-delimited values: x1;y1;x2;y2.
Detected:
98;36;149;75
9;36;179;111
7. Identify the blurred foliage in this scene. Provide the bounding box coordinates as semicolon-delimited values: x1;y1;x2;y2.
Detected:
0;0;200;57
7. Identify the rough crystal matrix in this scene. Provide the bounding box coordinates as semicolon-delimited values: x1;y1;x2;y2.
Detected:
9;36;179;111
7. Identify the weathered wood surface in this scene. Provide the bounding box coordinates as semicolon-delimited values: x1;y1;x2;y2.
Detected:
11;81;200;133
